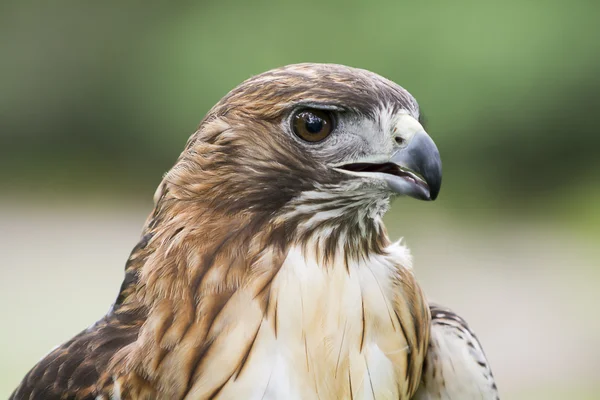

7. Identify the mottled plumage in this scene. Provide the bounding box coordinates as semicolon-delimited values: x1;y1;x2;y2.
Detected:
11;63;497;400
414;305;499;399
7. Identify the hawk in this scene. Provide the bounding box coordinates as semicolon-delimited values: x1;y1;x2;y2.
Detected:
11;63;498;399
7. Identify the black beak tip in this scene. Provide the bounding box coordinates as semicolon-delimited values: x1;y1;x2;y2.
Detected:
429;189;439;201
427;173;442;201
428;178;441;201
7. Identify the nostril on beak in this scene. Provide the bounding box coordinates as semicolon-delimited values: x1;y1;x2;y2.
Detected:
394;136;405;146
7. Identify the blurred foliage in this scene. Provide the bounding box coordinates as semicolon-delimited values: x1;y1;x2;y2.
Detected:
0;0;599;224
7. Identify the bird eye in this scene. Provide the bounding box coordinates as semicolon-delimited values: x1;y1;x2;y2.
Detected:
292;109;334;142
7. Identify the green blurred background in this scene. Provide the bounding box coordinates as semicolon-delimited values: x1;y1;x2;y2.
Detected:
1;1;599;398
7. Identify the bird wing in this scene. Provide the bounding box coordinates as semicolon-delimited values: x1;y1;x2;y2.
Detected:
413;304;500;400
9;309;144;400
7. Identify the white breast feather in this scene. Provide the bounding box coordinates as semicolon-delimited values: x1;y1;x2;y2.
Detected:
217;240;413;400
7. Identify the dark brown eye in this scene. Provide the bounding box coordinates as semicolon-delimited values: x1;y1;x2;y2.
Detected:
292;109;334;142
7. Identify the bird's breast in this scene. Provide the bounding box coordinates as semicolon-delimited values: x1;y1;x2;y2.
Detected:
215;243;419;400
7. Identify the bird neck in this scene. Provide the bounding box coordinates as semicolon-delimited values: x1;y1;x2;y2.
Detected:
115;180;392;309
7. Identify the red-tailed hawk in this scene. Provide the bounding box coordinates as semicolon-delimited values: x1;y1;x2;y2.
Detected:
11;63;498;399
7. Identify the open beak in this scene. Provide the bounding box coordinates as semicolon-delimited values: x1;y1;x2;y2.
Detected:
337;130;442;201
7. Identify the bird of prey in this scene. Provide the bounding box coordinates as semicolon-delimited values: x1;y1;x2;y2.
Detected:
11;63;498;400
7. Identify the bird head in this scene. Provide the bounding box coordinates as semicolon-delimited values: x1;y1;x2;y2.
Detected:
157;63;441;260
166;63;440;214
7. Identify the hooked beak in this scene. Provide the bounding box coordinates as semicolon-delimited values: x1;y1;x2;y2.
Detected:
337;130;442;201
387;130;442;200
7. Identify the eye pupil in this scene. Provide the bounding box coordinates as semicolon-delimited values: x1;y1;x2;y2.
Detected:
305;114;324;134
292;109;334;142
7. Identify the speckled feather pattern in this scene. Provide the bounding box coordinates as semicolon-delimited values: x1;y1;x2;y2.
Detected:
413;305;500;399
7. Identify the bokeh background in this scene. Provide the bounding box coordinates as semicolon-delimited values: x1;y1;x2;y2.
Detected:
1;1;599;398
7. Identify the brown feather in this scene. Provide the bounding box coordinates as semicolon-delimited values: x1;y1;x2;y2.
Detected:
11;63;429;400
